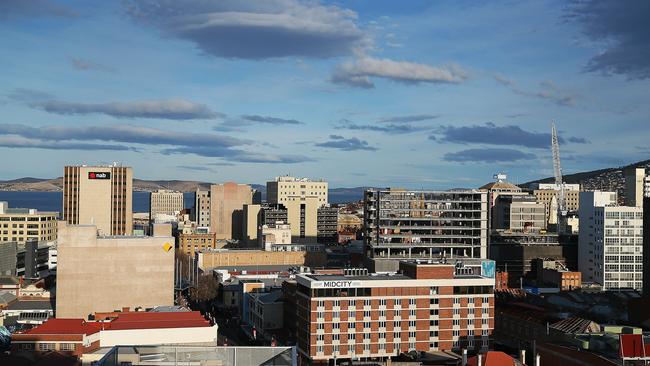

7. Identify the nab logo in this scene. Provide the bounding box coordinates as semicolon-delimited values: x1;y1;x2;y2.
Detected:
88;172;110;180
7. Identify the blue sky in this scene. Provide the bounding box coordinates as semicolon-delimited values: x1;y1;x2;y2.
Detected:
1;0;648;188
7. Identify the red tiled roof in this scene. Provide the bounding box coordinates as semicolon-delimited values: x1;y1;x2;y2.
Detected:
620;334;645;358
107;311;210;331
468;351;519;366
22;319;103;335
20;311;210;335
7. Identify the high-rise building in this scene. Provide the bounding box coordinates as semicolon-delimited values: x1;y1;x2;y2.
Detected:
317;206;338;244
242;203;261;245
364;189;488;272
294;259;495;364
150;190;184;219
643;194;650;294
625;167;646;208
194;189;210;228
63;165;133;236
56;222;174;319
209;183;253;240
579;191;643;290
0;202;57;244
266;176;328;242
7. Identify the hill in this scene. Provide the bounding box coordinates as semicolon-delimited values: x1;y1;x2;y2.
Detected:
523;159;650;201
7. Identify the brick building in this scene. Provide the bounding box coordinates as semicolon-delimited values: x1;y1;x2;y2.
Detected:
294;259;496;364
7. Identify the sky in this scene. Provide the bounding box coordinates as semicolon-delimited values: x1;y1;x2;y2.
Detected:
0;0;648;189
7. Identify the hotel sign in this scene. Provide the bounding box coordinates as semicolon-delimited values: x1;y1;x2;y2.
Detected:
88;172;110;180
312;280;363;288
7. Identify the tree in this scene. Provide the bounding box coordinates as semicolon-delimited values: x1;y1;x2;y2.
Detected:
189;274;218;303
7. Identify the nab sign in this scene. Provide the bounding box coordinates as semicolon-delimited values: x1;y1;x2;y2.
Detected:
88;172;111;180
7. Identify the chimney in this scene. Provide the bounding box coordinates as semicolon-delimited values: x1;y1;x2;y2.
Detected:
520;349;526;363
535;354;541;366
462;349;468;365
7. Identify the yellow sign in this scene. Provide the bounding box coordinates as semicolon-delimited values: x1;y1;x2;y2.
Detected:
163;243;173;252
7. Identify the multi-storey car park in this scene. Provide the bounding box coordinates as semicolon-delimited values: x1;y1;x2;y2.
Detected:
294;259;496;364
364;189;488;272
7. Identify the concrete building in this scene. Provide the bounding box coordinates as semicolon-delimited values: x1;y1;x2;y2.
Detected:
242;204;262;245
294;259;496;364
210;183;253;240
267;176;328;242
480;174;525;209
364;189;488;272
579;191;643;291
0;202;57;244
532;258;582;290
625;167;646;208
198;248;327;271
317;206;338;244
179;232;219;255
194;189;211;228
260;223;292;251
493;195;546;233
56;223;174;319
150;189;184;219
532;185;580;225
247;289;284;342
63;165;133;235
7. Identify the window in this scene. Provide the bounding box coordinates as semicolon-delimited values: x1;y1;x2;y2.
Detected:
430;309;438;316
333;333;340;341
364;299;371;307
409;309;416;317
317;311;324;319
453;330;460;337
333;344;339;353
409;298;416;306
482;318;489;326
394;299;401;306
468;308;475;316
379;321;386;328
317;334;324;341
333;322;340;330
408;320;416;327
317;300;324;307
59;343;75;351
453;319;460;326
453;308;461;316
430;298;439;305
364;310;371;318
348;321;355;330
482;329;489;336
393;320;400;328
333;300;340;307
317;323;324;330
453;298;461;305
409;331;416;339
333;311;340;319
430;286;439;295
379;299;387;306
364;332;371;340
38;343;55;351
364;343;371;353
380;310;386;317
317;345;323;354
430;320;438;326
364;322;371;329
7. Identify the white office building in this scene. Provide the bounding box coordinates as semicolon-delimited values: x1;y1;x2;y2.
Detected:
579;191;643;291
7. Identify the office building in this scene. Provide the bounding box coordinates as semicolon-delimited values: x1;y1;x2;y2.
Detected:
644;191;650;294
0;202;57;244
0;241;52;277
179;232;219;255
317;206;338;244
63;165;133;235
56;223;174;318
210;183;253;240
261;204;289;227
194;189;211;228
242;204;262;245
531;184;580;224
625;167;646;208
364;189;488;272
480;174;525;208
492;195;546;233
267;176;328;242
150;190;184;219
294;259;495;364
579;191;643;290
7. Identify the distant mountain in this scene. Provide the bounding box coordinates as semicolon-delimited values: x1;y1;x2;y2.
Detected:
0;178;367;203
523;158;650;201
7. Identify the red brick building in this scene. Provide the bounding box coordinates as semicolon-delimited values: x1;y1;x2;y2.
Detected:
294;259;496;364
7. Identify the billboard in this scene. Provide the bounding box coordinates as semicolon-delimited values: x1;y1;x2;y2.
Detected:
88;172;110;180
481;260;495;278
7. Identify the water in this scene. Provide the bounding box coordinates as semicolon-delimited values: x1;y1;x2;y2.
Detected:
0;191;196;214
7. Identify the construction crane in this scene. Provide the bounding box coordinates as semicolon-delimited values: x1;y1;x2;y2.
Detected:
551;121;567;220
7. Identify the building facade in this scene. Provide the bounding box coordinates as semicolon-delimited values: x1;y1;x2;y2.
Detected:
625;167;646;208
0;202;57;244
150;190;184;219
56;223;174;318
364;189;488;272
267;176;328;242
179;232;219;255
260;224;292;251
210;183;253;240
493;195;546;233
579;191;643;291
317;206;338;244
63;165;133;235
294;260;495;364
194;189;211;229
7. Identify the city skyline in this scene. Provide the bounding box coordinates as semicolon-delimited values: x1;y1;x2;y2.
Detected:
1;0;649;189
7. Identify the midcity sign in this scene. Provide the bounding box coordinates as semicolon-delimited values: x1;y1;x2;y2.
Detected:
312;280;363;288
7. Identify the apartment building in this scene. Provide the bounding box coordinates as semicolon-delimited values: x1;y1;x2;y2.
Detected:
317;206;338;244
150;190;184;219
294;259;495;364
267;176;328;242
63;165;133;235
194;189;211;228
210;183;253;240
364;189;488;272
0;202;57;244
579;191;643;291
